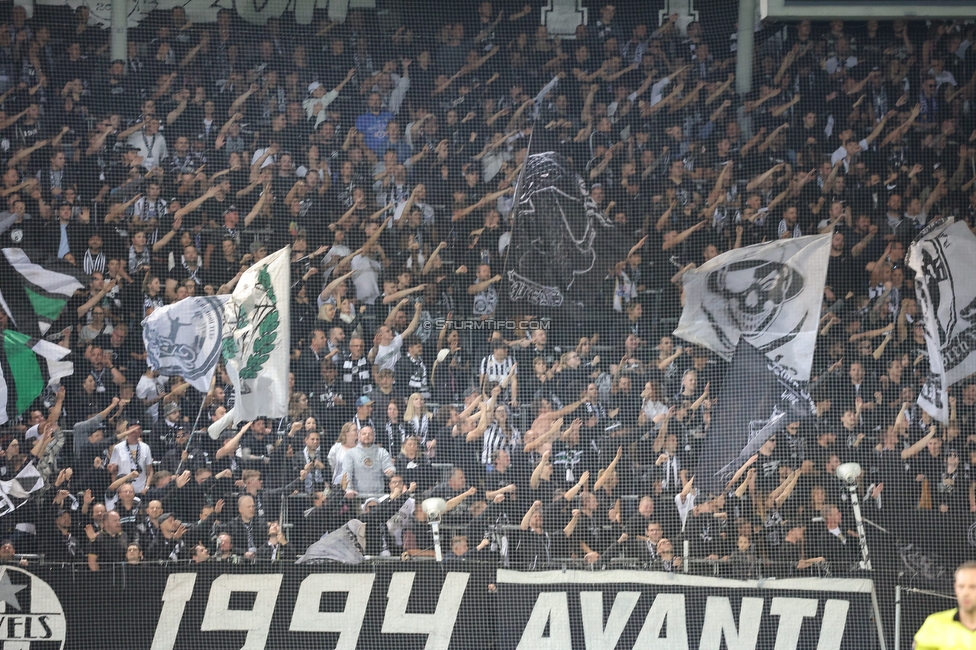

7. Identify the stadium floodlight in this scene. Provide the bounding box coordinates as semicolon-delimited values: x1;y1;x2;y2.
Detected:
422;498;448;562
835;462;872;571
836;462;862;486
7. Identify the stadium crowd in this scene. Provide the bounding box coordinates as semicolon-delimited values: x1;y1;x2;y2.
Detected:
0;0;974;576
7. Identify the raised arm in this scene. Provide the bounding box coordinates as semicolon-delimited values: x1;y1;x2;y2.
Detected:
521;500;542;530
228;83;259;117
902;424;937;460
592;447;623;491
215;421;253;460
242;190;270;227
401;302;424;338
530;451;551;489
383;284;427;304
445;486;477;513
524;418;566;453
661;221;706;251
880;104;921;148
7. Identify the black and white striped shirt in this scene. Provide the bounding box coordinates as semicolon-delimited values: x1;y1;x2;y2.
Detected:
407;414;432;446
83;249;106;275
481;422;521;465
480;354;516;387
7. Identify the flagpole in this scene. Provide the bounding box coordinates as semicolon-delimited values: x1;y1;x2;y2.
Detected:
499;114;537;276
179;374;217;474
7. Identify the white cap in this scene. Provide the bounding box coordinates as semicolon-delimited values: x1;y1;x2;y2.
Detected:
308;81;322;94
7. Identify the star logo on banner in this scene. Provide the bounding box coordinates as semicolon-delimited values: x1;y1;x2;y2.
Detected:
0;569;26;610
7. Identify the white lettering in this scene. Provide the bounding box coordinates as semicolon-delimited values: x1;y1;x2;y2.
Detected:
289;574;375;650
817;600;850;650
580;591;641;649
633;593;689;650
771;598;818;650
518;592;572;650
200;574;283;650
381;572;469;650
150;573;198;650
699;596;763;650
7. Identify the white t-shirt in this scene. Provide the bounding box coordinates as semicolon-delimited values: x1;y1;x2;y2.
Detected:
110;440;153;493
374;334;403;372
136;374;168;423
350;254;382;305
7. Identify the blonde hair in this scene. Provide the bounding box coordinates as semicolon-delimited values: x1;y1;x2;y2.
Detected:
404;393;430;421
241;469;261;483
336;422;357;445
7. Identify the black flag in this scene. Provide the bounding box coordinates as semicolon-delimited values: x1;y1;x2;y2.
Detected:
694;341;816;496
503;133;624;310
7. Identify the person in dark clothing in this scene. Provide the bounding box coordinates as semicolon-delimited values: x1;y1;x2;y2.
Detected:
87;511;128;571
360;482;414;557
256;521;294;562
219;494;266;559
809;504;860;572
145;512;196;561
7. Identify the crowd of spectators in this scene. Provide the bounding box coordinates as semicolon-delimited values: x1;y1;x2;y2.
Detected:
0;0;974;576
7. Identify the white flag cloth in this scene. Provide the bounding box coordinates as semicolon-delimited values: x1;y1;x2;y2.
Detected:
907;218;976;421
918;374;949;423
0;461;42;517
142;296;231;393
674;234;831;380
222;247;290;425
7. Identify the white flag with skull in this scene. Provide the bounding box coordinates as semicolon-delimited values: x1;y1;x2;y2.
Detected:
674;234;831;381
908;218;976;421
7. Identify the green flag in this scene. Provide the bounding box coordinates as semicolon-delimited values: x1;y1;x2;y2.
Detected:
0;330;71;425
0;248;86;338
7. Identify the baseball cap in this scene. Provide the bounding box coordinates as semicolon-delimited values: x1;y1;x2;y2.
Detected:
308;81;322;93
356;396;374;407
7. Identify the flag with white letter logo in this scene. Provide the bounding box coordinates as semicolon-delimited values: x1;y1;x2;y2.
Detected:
674;234;831;381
